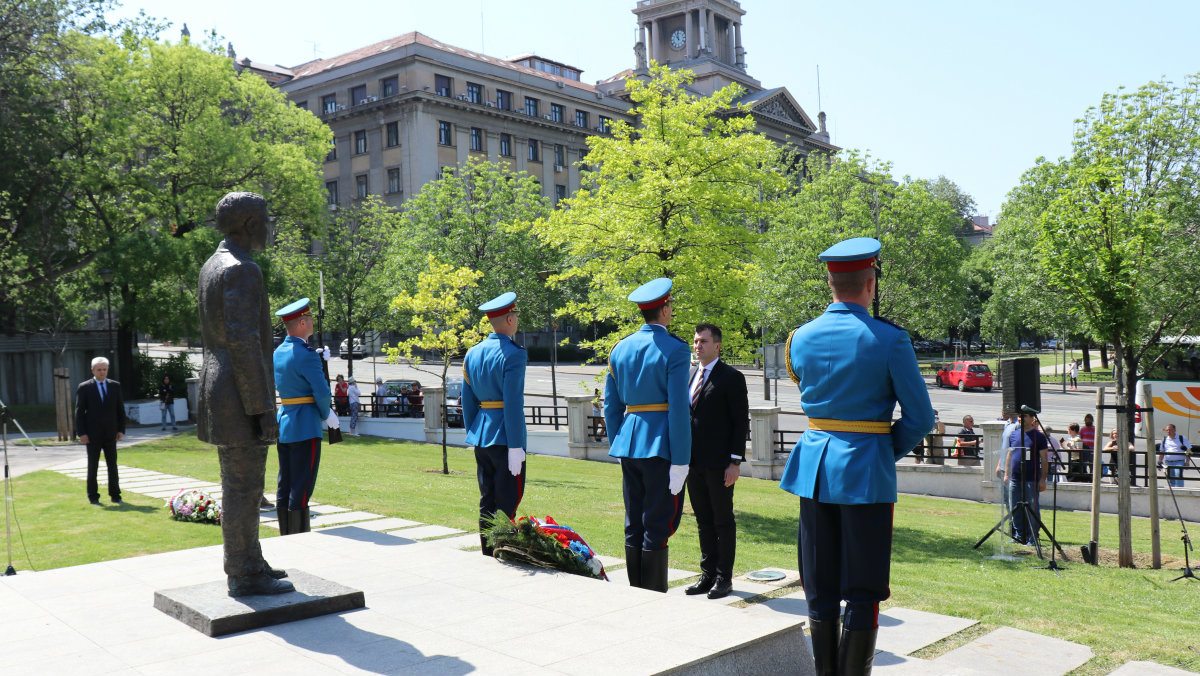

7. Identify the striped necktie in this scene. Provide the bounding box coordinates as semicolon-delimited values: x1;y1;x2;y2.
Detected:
99;380;106;402
690;367;706;407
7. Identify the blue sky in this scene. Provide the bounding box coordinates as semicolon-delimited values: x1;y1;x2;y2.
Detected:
109;0;1199;218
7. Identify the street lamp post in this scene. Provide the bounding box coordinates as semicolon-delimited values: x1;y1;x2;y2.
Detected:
550;320;559;430
99;268;115;370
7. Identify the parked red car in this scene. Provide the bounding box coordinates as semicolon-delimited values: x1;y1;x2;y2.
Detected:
935;361;993;392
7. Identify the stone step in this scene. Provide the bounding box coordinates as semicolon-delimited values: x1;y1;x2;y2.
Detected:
931;627;1093;675
1107;661;1198;675
666;576;777;605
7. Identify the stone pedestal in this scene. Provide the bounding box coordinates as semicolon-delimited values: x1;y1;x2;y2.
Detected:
422;384;444;444
154;569;364;637
748;405;785;480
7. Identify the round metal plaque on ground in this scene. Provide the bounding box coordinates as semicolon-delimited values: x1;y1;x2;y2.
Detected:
746;569;786;582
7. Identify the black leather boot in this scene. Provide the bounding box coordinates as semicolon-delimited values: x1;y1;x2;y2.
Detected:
625;546;642;588
480;533;495;557
299;507;311;533
808;618;839;676
277;507;290;536
286;509;304;535
837;627;878;676
640;547;668;593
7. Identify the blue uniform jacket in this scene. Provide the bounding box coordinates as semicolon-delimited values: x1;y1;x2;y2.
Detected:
462;333;527;449
604;324;692;465
779;302;934;504
274;336;331;443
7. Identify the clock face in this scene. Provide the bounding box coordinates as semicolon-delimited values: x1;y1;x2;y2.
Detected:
670;29;686;50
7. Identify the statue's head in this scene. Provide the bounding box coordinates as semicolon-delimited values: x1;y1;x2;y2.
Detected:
215;192;270;251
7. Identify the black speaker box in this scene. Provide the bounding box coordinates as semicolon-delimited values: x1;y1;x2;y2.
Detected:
1000;358;1041;414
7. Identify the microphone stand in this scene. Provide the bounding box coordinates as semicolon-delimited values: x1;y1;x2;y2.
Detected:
0;397;39;576
1024;410;1068;567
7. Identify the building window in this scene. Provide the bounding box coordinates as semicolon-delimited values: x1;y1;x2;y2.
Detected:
386;121;399;148
387;167;401;194
466;82;482;104
554;144;565;167
555;184;566;203
438;121;453;146
325;140;337;163
525;96;539;117
322;94;337;114
496;89;512;111
550;103;564;123
350;85;367;106
470;127;484;152
354;129;367;154
355;174;368;199
297;100;307;110
499;133;512;157
380;76;398;98
527;138;540;162
434;74;452;97
326;180;338;205
599;116;612;133
575;110;589;128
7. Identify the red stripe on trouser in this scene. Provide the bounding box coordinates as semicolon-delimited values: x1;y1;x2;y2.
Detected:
302;438;317;508
515;468;525;511
666;491;684;543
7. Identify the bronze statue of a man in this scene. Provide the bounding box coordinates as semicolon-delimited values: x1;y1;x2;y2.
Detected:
197;192;293;596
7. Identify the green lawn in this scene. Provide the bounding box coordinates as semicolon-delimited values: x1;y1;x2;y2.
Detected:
9;432;1200;673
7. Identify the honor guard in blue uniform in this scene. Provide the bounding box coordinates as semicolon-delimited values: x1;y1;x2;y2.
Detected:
273;298;338;535
779;238;934;676
604;278;692;592
462;292;528;556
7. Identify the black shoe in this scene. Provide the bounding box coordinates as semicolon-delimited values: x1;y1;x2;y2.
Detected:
260;495;275;510
262;561;288;579
809;618;840;676
480;533;494;558
684;575;716;595
227;573;295;597
706;577;732;599
625;546;643;588
111;497;122;504
89;499;101;505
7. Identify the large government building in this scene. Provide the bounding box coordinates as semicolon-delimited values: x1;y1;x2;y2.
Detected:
245;0;836;209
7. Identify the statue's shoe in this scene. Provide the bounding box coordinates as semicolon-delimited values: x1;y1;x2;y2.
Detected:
228;573;294;597
262;561;288;579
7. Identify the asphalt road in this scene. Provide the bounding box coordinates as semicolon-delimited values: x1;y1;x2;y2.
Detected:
148;346;1104;436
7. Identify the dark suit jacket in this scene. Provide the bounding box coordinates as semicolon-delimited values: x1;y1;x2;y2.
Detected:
75;378;126;442
689;359;749;469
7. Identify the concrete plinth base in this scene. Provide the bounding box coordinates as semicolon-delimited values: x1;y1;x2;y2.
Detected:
154;570;365;637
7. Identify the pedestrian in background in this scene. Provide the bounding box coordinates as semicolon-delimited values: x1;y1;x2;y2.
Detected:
347;376;361;436
158;374;178;431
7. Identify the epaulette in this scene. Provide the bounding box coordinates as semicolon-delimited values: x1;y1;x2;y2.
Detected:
668;332;688;345
784;328;800;384
874;315;907;333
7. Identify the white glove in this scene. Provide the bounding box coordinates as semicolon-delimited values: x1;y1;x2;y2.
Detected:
321;346;332;361
325;410;340;429
668;464;689;495
508;447;526;476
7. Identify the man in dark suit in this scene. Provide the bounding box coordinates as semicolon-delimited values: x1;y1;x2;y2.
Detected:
75;356;126;505
683;323;749;600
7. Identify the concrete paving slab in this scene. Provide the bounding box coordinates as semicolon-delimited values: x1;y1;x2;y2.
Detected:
667;576;777;605
391;524;466;540
874;650;982;675
342;516;423;531
595;553;624;569
744;588;811;619
427;533;483;549
605;565;699;586
1107;662;1198;675
737;567;802;588
877;607;978;656
309;504;350;515
934;627;1093;675
308;510;385;528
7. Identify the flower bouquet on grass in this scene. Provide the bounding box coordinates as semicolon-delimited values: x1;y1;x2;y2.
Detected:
167;488;222;524
483;512;607;580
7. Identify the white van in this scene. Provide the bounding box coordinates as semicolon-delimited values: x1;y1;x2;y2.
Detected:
1135;380;1200;441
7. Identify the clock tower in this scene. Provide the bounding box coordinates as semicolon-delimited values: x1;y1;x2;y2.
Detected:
630;0;759;96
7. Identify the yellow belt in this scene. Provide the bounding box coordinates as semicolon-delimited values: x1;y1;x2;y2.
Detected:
807;418;891;434
627;403;669;413
480;400;504;409
280;396;315;405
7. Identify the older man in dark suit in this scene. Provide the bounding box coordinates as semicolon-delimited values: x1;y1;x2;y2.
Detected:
682;323;749;600
197;191;293;597
75;356;126;505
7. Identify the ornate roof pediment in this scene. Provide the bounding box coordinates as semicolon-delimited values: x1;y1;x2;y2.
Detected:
747;88;816;132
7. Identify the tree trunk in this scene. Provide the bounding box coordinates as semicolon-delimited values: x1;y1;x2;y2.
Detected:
441;359;449;475
1100;345;1109;370
1114;339;1133;568
1082;340;1092;372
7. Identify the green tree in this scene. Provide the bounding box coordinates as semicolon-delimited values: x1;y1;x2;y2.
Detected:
1035;75;1200;566
387;256;487;474
754;153;967;342
47;33;328;393
401;157;558;329
533;64;788;359
273;196;404;378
